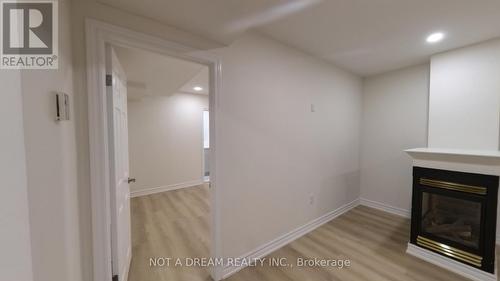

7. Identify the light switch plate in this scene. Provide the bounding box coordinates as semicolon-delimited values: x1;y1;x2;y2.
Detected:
55;92;70;121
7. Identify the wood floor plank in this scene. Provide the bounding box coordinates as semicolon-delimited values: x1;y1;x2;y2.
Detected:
129;184;212;281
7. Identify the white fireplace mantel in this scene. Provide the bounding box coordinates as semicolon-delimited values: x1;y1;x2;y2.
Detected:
406;148;500;159
405;147;500;176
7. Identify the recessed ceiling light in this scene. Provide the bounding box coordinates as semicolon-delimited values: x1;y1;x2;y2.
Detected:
426;32;445;43
193;86;203;92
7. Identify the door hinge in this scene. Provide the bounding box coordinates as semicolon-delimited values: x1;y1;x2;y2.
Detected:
106;74;112;86
112;274;118;281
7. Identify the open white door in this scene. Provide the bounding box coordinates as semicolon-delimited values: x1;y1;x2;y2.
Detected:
106;45;132;281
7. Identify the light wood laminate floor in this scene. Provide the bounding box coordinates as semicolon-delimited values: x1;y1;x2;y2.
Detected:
128;184;211;281
129;186;498;281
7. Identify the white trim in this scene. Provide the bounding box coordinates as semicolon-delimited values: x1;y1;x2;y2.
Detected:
86;19;222;281
359;198;411;218
497;235;500;245
221;198;360;279
407;243;497;281
130;180;205;198
121;247;132;281
86;19;112;281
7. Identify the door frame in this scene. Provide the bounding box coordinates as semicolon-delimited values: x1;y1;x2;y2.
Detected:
85;19;222;281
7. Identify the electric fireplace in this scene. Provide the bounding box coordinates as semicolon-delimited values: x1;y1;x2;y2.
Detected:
410;167;498;273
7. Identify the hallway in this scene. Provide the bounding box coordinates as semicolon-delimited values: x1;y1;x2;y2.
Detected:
128;184;211;281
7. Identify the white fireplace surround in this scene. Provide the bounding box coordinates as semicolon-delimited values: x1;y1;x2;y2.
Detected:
405;147;499;281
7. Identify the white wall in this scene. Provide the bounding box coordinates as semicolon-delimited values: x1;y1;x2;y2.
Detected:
427;39;500;240
128;94;208;192
0;71;33;281
212;34;362;259
360;64;429;212
428;38;500;150
20;1;82;281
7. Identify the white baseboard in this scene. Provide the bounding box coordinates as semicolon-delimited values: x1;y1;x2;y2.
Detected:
130;180;204;198
407;243;497;281
359;198;411;218
221;198;360;279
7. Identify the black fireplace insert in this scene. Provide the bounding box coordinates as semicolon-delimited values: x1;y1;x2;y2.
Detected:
410;167;498;273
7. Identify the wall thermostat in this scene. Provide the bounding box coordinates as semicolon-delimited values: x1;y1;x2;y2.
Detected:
55;92;70;121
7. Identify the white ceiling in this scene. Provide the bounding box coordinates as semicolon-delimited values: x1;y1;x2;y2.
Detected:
259;0;500;76
96;0;316;43
114;46;208;100
99;0;500;76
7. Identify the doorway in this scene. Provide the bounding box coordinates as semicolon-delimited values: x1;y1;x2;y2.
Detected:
86;19;221;281
109;44;212;280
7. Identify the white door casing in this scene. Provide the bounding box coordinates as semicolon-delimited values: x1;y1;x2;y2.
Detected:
86;19;221;281
106;45;132;281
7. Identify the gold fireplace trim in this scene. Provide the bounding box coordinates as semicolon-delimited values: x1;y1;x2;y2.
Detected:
416;236;483;267
419;178;487;195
